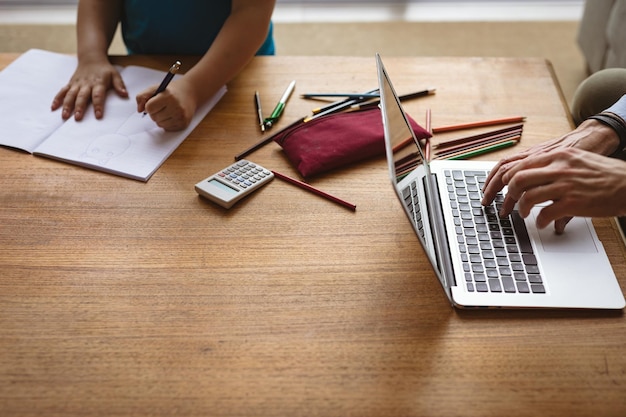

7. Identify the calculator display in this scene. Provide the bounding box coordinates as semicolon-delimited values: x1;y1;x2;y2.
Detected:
208;178;239;194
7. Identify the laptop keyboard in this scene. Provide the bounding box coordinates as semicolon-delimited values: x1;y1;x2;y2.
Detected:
401;170;546;295
447;170;545;294
402;181;426;241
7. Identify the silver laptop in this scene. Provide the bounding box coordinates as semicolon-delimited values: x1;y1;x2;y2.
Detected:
376;54;625;309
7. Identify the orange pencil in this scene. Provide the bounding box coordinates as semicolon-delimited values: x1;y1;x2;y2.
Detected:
432;116;526;134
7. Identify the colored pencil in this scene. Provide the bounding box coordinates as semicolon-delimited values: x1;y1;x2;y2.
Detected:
304;98;364;122
432;116;526;134
435;133;521;159
271;170;357;211
311;88;379;115
234;116;305;161
444;139;519;160
434;124;524;150
434;126;523;158
301;93;381;99
348;88;437;111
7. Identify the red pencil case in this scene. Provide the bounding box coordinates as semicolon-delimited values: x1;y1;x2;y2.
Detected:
273;107;430;178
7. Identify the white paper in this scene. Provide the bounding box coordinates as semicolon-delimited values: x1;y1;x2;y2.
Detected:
0;49;226;181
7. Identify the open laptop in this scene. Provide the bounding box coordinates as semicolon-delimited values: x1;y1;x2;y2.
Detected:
376;54;625;309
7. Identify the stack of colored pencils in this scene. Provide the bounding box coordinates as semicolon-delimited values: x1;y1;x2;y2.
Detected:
431;116;525;160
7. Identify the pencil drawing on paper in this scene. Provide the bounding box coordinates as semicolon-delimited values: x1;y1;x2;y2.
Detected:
80;112;158;165
81;133;132;165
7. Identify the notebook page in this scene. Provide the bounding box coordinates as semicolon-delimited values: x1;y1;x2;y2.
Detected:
0;49;72;152
34;65;227;181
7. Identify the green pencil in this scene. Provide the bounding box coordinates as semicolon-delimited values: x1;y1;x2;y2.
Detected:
446;139;518;160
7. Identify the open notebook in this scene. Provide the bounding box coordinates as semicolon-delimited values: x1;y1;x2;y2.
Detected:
0;49;226;181
376;53;625;309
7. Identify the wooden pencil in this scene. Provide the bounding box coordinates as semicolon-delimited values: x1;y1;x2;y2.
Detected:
434;124;524;150
271;170;357;211
432;116;526;134
234;116;306;161
439;137;520;160
434;126;523;158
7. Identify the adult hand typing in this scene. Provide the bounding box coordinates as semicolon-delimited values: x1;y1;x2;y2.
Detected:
481;118;626;234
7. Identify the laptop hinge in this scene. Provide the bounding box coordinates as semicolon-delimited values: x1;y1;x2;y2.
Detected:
425;173;457;288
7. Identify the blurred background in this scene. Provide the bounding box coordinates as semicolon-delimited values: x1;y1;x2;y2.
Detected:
0;1;595;108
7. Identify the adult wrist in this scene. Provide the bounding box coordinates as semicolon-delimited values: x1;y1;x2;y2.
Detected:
586;112;626;157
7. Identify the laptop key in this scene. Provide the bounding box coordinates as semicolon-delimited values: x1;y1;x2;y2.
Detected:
502;277;516;293
497;258;509;267
511;211;533;253
516;281;530;293
473;273;486;282
488;279;502;292
513;272;527;281
531;284;546;293
522;253;537;265
526;265;540;274
511;263;525;272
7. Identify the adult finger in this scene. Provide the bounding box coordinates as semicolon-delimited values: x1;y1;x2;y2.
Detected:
554;216;573;235
482;152;531;205
534;200;571;230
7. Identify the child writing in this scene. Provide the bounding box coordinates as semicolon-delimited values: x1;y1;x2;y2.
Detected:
51;0;276;131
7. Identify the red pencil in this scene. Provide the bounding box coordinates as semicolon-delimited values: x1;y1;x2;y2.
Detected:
434;124;524;150
432;116;526;134
271;170;356;211
434;125;524;157
436;136;521;160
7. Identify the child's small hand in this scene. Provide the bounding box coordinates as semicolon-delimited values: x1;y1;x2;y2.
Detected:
52;61;128;121
136;79;197;131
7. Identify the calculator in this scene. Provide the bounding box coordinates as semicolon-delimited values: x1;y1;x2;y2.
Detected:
194;159;274;208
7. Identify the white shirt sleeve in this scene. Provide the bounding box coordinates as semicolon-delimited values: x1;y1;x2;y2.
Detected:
605;94;626;121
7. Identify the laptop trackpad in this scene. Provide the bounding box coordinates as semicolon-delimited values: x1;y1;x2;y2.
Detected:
530;208;598;254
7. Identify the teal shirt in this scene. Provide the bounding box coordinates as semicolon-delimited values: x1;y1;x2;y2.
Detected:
120;0;274;56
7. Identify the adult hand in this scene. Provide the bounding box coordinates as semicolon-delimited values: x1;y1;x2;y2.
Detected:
481;119;622;232
485;147;626;234
51;60;128;121
136;78;197;131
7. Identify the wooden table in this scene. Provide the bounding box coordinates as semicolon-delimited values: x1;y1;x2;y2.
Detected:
1;53;625;417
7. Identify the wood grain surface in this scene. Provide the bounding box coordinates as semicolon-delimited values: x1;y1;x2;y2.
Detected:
1;53;624;417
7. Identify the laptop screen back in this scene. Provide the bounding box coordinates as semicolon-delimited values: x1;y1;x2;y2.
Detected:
376;54;451;292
